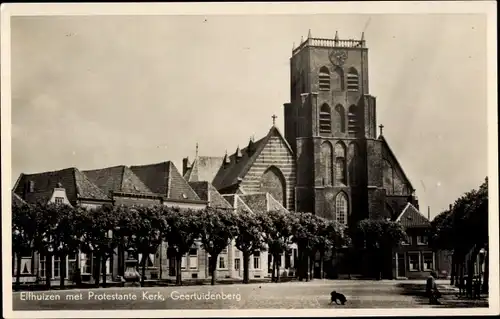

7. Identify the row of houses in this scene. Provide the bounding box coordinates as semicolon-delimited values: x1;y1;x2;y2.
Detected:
12;161;298;284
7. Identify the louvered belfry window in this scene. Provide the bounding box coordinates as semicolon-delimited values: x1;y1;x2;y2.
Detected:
319;104;332;133
347;67;359;91
319;66;330;91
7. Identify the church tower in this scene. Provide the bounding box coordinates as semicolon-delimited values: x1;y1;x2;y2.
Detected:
284;31;381;226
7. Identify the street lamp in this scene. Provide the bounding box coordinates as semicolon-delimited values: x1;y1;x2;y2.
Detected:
123;235;141;287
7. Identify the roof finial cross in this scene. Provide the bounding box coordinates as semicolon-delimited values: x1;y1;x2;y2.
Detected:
379;124;384;136
195;142;199;158
272;114;278;126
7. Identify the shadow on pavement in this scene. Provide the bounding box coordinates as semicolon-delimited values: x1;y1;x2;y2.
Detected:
396;283;489;308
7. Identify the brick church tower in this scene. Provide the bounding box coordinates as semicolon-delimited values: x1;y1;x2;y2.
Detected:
284;31;417;227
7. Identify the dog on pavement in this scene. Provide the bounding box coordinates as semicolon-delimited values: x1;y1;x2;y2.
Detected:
329;291;347;305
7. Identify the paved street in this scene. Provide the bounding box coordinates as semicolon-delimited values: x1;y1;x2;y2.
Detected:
12;280;488;310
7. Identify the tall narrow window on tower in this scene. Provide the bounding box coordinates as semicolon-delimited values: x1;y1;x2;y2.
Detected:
335;192;348;226
348;142;360;186
334;104;346;133
319;104;332;133
347;67;359;91
332;67;345;91
319;66;330;91
348;105;358;137
334;142;346;185
321;142;333;186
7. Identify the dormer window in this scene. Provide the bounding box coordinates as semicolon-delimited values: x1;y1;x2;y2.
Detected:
319;66;330;91
54;197;64;205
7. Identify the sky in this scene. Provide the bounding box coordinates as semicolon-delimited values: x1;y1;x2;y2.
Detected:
10;13;488;218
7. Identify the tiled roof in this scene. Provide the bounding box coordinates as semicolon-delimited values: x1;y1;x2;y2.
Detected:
83;165;154;195
223;194;254;215
212;126;294;191
189;181;233;209
130;161;201;201
12;192;26;206
378;135;414;191
239;192;290;215
13;168;111;205
184;156;224;183
395;202;430;228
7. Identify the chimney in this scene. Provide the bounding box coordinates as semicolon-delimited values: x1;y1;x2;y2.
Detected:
247;137;255;155
182;157;191;175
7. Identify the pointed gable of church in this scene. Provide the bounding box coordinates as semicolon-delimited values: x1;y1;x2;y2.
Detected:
395;202;430;228
130;161;201;201
184;156;224;183
379;135;414;195
212;126;296;210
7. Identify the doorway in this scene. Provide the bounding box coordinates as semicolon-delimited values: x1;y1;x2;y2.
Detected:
397;253;406;278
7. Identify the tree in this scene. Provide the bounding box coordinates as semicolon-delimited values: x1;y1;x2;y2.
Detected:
162;207;202;286
234;210;267;284
291;212;320;281
31;202;64;289
127;205;168;286
198;207;238;285
313;218;347;279
12;202;37;291
354;219;407;280
430;177;488;294
260;209;295;283
50;205;86;289
80;204;120;288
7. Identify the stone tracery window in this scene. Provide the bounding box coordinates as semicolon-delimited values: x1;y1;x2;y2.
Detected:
334;142;346;185
321;142;333;186
335;192;348;225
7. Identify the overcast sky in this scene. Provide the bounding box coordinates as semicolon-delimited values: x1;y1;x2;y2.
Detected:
10;14;488;218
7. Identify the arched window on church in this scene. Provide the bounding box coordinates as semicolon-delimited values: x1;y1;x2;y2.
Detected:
334;142;346;185
319;104;332;133
383;159;394;194
319;66;330;91
348;142;360;185
332;66;345;91
334;104;346;133
335;192;348;226
348;105;358;137
347;67;359;91
321;142;333;186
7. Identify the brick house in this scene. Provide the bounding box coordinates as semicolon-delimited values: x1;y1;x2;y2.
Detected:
12;167;113;285
392;203;451;279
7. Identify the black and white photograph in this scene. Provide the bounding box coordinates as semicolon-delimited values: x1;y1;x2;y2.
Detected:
1;2;498;318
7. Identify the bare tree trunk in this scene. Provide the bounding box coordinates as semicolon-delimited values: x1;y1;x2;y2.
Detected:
243;251;250;284
275;254;281;283
59;254;66;289
482;250;489;294
450;253;456;285
46;253;53;289
15;252;22;291
319;251;324;279
94;254;101;288
175;253;182;286
271;254;276;282
210;254;217;286
140;252;147;287
102;254;107;288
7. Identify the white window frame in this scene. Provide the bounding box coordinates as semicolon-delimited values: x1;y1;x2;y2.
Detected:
54;197;64;205
181;254;187;269
417;235;428;245
408;252;421;272
189;248;198;270
234;258;241;271
218;256;227;270
253;251;261;270
80;253;92;275
422;252;435;271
